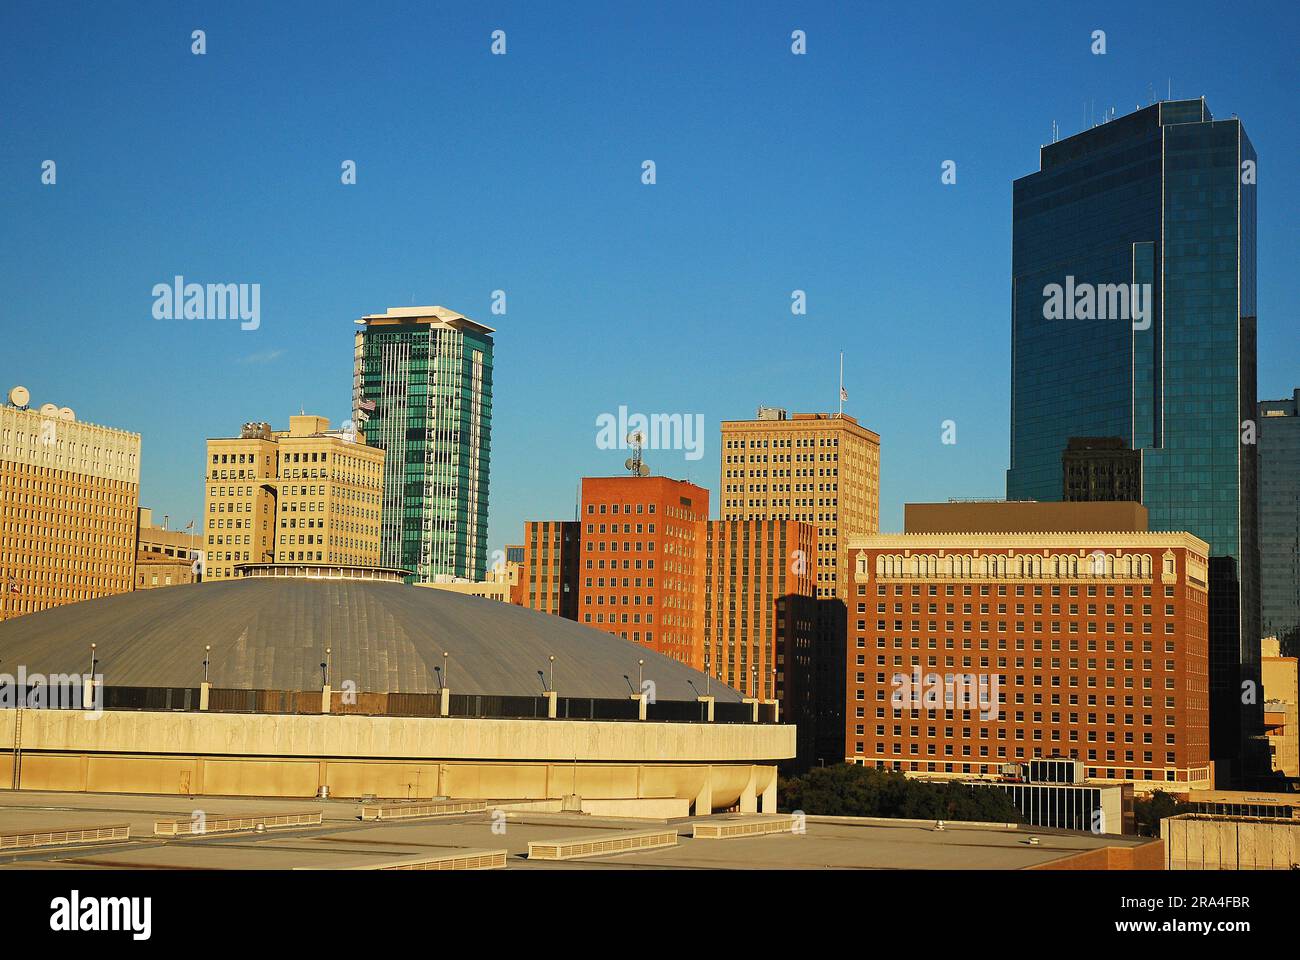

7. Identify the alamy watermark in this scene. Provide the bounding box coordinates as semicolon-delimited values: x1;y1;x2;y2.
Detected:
1042;276;1151;330
890;668;1001;721
0;668;104;714
596;405;704;461
152;275;260;330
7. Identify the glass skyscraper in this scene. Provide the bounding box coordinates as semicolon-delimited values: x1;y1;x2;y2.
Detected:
353;306;493;582
1007;99;1262;779
1259;389;1299;642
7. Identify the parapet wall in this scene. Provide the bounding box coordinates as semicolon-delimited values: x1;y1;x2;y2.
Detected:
0;709;792;814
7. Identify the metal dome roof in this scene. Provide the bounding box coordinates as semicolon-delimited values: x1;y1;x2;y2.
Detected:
0;578;742;702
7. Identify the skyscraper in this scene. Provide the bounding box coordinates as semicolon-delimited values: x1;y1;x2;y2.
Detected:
847;501;1213;791
1007;99;1261;779
705;518;818;765
353;306;494;582
202;415;384;581
721;408;880;601
521;520;580;619
0;385;140;620
720;406;882;763
1259;389;1299;642
577;475;708;666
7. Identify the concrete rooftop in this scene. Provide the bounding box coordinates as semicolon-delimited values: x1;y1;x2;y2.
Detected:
0;791;1149;871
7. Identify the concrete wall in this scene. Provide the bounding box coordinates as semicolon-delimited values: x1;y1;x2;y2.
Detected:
0;709;791;814
1030;840;1165;870
1162;816;1300;870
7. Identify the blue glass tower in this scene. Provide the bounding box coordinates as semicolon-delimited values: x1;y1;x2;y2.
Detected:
1007;99;1261;780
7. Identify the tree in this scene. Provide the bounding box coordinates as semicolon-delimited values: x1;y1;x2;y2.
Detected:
1133;789;1192;836
779;764;1021;823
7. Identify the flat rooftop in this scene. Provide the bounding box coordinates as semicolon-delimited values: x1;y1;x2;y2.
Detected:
904;500;1149;534
0;791;1150;871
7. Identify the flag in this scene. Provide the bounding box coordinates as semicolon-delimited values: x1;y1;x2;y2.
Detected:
840;386;848;402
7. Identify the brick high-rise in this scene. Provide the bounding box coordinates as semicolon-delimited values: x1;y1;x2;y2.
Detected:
848;502;1212;792
578;475;708;667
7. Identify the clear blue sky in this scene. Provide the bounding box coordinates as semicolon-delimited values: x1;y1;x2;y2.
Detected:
2;0;1296;553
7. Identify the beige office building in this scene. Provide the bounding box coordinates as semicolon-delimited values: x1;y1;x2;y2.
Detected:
720;408;880;601
203;415;384;581
1262;636;1298;779
413;565;519;603
0;385;140;620
135;507;202;590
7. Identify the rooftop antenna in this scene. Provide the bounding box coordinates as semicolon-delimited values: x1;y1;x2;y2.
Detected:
624;431;649;477
1167;78;1172;100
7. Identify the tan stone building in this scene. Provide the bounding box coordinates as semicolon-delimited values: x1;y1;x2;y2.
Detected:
202;415;384;581
720;406;882;763
720;408;880;602
0;385;140;621
1261;636;1298;779
135;507;201;590
413;565;519;603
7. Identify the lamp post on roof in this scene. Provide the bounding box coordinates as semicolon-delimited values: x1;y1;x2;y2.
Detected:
439;651;451;718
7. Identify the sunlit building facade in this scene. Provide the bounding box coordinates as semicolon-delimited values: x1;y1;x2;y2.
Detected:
0;387;140;620
353;306;493;582
1007;99;1261;778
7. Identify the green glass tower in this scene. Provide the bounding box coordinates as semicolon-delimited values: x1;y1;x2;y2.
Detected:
1007;99;1262;781
353;306;493;582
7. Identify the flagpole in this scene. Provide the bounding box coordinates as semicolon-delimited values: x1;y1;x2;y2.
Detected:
838;352;844;416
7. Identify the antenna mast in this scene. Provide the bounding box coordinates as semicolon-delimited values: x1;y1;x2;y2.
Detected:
624;431;650;477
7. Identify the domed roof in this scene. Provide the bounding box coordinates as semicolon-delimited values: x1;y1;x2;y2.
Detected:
0;579;741;702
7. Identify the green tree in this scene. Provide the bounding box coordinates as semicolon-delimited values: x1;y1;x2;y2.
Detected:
779;764;1021;823
1133;789;1191;836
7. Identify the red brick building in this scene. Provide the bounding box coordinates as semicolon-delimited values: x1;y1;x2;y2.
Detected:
705;519;818;760
520;478;819;758
578;476;708;667
846;502;1212;791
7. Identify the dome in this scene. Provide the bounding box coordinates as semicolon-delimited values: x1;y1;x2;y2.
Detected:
0;578;741;702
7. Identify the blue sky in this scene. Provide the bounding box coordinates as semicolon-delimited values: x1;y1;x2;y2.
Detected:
2;0;1296;552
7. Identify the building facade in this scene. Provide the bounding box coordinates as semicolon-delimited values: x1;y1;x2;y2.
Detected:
412;565;518;603
135;507;202;590
1261;635;1298;779
353;306;493;582
520;521;580;618
847;504;1213;792
1259;389;1299;642
578;476;708;667
1062;437;1142;502
704;518;817;763
720;406;882;763
0;386;140;621
721;408;880;601
202;415;383;581
1007;99;1261;777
